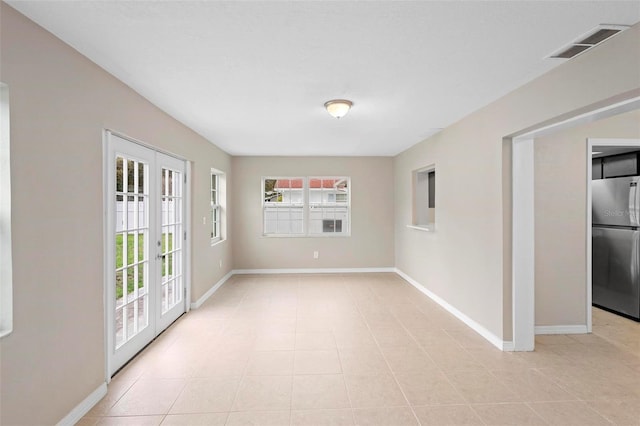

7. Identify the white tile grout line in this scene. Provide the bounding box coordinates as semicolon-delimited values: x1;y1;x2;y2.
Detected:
318;274;358;426
162;379;190;424
93;378;137;418
350;275;425;426
212;277;250;418
287;275;301;426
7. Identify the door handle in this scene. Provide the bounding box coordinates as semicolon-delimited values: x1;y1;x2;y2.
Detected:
630;184;637;226
632;231;639;289
635;182;640;227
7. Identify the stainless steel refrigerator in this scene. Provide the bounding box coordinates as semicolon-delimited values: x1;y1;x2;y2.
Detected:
592;176;640;320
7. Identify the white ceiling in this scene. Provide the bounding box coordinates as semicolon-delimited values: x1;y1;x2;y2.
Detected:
7;1;640;156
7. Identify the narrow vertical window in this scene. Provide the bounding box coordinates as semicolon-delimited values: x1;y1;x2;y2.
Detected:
210;169;224;244
0;83;12;337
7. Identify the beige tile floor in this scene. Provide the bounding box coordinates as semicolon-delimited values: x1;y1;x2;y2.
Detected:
80;273;640;425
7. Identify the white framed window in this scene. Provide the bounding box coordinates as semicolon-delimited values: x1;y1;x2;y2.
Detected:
210;168;226;244
262;176;350;237
308;177;350;235
0;83;12;338
263;177;305;236
412;165;435;230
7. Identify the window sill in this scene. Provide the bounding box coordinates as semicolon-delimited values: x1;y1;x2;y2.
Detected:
407;224;435;232
211;238;225;247
263;233;351;238
0;328;12;339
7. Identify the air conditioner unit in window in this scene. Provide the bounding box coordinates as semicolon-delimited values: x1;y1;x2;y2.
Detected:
322;219;342;233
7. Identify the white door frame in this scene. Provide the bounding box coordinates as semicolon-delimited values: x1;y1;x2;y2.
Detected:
511;95;640;351
103;129;191;380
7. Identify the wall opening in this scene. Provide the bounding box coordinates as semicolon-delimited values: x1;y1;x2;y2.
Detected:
511;93;640;351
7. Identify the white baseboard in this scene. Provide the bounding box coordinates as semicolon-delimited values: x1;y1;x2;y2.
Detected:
394;268;510;351
502;341;515;351
232;267;396;275
190;270;234;310
56;382;107;426
192;267;395;308
535;325;588;335
191;267;395;308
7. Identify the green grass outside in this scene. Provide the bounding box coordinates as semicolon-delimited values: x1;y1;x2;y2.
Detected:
116;233;173;300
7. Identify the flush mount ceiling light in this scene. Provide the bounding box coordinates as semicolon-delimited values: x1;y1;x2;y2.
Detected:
324;99;353;119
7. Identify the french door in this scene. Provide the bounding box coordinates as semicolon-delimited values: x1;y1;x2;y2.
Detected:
105;132;187;376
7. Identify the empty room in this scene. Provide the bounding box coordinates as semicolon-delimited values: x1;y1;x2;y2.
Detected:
1;1;639;425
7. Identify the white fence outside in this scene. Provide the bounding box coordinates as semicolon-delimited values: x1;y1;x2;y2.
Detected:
116;200;178;232
264;205;348;234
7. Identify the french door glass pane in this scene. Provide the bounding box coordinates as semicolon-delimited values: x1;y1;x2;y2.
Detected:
115;155;149;349
161;167;183;314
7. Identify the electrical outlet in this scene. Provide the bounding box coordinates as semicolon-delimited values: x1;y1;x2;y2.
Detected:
313;251;319;259
219;260;223;269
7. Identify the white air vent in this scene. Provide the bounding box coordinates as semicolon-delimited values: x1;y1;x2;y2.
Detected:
548;24;629;59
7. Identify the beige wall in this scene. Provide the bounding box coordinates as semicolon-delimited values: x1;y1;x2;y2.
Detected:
2;2;640;423
534;110;640;327
231;156;394;269
395;24;640;342
0;5;232;424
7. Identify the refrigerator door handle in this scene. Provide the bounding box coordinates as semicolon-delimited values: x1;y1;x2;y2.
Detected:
630;183;638;227
635;181;640;227
633;231;639;290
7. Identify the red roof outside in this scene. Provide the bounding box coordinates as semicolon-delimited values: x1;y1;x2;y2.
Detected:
275;178;346;189
274;179;303;189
